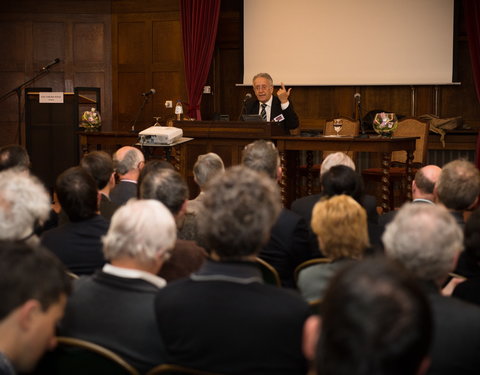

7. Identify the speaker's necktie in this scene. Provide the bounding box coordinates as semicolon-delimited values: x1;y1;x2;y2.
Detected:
260;103;267;121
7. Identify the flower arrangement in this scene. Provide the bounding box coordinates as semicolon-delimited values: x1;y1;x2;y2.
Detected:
373;112;398;137
80;108;101;130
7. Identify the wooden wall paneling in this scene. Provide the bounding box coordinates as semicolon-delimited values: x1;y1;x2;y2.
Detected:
117;72;147;131
415;86;435;116
73;18;112;130
32;22;66;66
152;71;185;122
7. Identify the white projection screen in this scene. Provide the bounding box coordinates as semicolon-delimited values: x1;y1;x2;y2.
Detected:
243;0;455;86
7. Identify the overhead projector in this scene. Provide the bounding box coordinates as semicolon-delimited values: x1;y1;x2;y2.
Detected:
138;126;183;145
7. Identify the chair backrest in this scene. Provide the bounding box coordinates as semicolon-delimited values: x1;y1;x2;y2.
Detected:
294;258;333;284
33;337;139;375
147;364;224;375
255;257;281;287
324;117;360;137
324;117;360;161
391;117;429;164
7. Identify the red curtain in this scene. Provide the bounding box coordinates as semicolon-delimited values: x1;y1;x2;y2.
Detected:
180;0;221;120
464;0;480;167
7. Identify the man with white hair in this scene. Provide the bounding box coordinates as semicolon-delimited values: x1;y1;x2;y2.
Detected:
0;170;51;245
110;146;145;206
59;199;176;374
188;152;224;216
383;203;480;375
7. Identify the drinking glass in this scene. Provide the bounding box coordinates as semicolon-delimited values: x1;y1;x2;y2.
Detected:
333;119;343;136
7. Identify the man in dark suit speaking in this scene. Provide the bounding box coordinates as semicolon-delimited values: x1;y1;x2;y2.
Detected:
245;72;299;130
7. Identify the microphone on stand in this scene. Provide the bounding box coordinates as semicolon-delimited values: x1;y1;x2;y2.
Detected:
141;88;156;97
238;93;253;120
41;58;60;71
354;93;369;138
131;89;156;132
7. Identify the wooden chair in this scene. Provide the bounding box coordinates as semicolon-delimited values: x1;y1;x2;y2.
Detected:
65;270;79;280
299;117;360;196
146;364;224;375
294;258;333;285
361;117;429;210
32;337;139;375
255;257;281;287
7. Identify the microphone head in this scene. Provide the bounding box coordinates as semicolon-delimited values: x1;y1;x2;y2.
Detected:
244;93;252;101
354;93;361;99
54;58;60;64
150;88;156;95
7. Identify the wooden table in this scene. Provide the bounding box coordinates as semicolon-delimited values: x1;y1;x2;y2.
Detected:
273;135;418;212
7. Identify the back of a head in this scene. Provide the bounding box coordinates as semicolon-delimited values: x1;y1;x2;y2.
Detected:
80;151;114;190
320;165;363;203
103;199;176;265
311;195;369;260
193;153;225;189
113;147;144;176
242;140;279;180
317;258;432;375
198;165;281;259
139;168;188;215
0;170;51;242
436;159;480;210
137;159;175;195
320;152;356;177
0;144;30;172
55;166;98;222
0;241;71;321
414;166;440;195
382;203;463;282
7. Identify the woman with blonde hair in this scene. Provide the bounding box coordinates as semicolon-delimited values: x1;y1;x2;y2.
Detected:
297;195;370;303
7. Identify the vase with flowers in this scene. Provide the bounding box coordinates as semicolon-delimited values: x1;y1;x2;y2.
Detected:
372;112;398;137
80;108;101;132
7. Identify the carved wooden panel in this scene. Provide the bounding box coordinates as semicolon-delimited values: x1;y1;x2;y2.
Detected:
118;22;146;65
73;23;105;63
152;21;182;69
32;22;65;65
118;72;147;130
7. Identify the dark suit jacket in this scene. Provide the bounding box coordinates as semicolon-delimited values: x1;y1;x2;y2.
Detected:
59;271;167;374
154;260;309;375
99;193;119;221
110;180;137;206
260;208;316;288
244;96;299;130
422;281;480;375
41;215;109;275
291;193;383;252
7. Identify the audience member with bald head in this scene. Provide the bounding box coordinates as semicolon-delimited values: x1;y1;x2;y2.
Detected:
110;146;145;206
379;164;442;226
383;203;480;375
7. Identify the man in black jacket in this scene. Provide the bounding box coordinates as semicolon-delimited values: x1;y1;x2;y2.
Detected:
244;72;299;131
